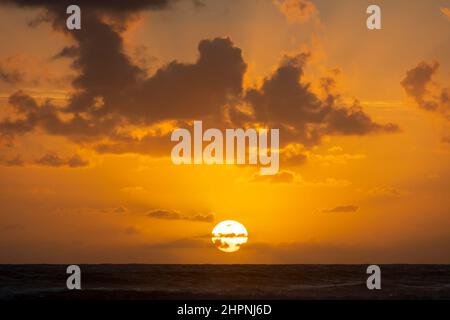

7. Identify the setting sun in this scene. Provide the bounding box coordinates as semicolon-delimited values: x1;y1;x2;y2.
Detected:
211;220;248;253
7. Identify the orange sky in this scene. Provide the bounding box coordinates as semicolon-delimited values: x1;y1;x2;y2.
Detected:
0;0;449;263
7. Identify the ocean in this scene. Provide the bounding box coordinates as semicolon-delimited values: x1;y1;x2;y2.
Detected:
0;264;449;300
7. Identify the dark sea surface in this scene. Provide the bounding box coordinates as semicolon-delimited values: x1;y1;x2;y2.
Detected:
0;264;449;300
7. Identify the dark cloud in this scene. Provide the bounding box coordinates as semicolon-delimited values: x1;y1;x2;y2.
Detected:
122;37;246;123
148;209;215;223
0;36;246;146
1;0;173;12
233;54;399;147
52;46;78;60
148;209;181;220
66;154;89;167
189;213;216;222
94;132;174;157
401;61;449;119
0;1;398;160
212;233;247;238
213;238;230;249
321;205;359;213
402;62;437;101
0;91;121;146
34;152;89;167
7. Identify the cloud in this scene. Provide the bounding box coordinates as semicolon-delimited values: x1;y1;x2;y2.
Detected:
321;205;359;213
279;143;308;167
274;0;319;24
0;64;24;84
1;152;88;168
212;233;247;238
148;209;215;223
401;61;449;119
304;178;351;188
250;171;351;188
0;37;246;146
188;213;216;222
34;152;89;168
251;171;295;184
235;54;399;147
0;1;398;161
310;152;366;166
368;187;402;198
113;206;128;213
401;61;439;109
125;37;246;122
1;0;173;13
0;154;24;166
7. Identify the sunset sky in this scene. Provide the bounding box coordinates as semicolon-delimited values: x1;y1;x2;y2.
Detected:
0;0;449;263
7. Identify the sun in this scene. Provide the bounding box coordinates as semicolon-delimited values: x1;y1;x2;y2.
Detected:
211;220;248;253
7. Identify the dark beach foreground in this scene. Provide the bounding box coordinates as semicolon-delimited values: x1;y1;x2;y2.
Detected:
0;264;449;300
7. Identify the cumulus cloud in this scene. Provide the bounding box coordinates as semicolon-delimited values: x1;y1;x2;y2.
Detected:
321;205;359;213
0;0;398;164
234;54;399;147
148;209;215;222
0;36;246;146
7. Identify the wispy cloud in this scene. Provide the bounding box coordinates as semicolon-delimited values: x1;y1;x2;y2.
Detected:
321;205;359;213
148;209;215;223
34;153;89;168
